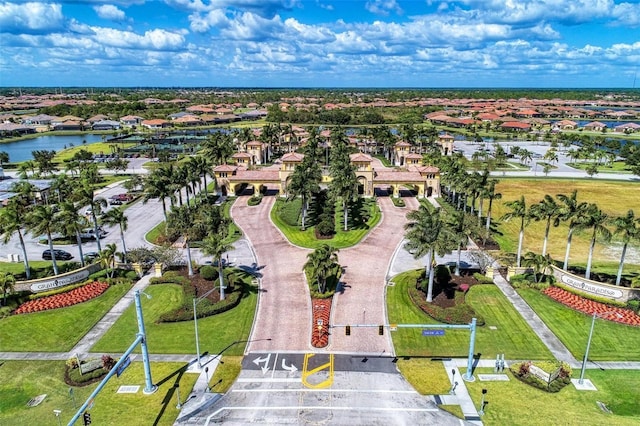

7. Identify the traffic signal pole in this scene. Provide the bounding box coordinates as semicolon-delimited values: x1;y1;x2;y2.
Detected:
67;290;157;426
336;318;478;381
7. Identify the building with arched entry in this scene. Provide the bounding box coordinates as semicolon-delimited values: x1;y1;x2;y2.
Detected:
213;152;440;199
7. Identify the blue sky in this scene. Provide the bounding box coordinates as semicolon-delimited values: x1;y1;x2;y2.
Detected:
1;0;639;88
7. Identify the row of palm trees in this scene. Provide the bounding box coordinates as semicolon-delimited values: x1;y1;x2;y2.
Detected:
0;178;129;279
501;190;640;285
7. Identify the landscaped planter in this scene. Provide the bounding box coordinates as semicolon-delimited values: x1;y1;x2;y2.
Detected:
311;298;332;348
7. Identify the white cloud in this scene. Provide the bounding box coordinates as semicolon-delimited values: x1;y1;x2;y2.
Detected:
90;27;187;50
221;12;284;40
365;0;403;16
612;2;640;27
283;18;335;43
0;2;65;34
189;9;229;32
94;5;126;22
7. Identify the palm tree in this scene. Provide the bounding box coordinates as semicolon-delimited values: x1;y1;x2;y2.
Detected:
98;243;118;278
578;203;611;280
611;209;640;286
73;184;107;252
28;205;60;275
0;271;16;306
484;179;501;236
57;201;90;267
143;168;175;224
447;210;474;276
200;232;234;301
404;204;453;302
304;244;341;294
529;195;560;256
287;146;322;230
0;199;32;279
556;190;589;270
501;196;528;267
101;207;129;263
328;129;359;231
522;251;552;283
167;206;199;276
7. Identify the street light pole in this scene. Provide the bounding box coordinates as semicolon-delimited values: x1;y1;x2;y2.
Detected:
579;310;620;385
193;285;219;368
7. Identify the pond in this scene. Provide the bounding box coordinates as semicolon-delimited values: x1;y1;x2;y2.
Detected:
0;134;105;163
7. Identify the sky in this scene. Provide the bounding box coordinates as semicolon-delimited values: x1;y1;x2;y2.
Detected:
0;0;639;88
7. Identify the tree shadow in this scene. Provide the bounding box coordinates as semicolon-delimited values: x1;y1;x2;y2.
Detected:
152;363;189;426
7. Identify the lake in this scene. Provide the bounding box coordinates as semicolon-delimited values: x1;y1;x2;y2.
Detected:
0;134;105;163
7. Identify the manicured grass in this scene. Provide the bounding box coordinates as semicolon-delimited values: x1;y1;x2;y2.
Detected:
210;356;243;393
270;198;381;249
0;260;74;277
91;279;257;355
517;288;640;361
395;358;451;395
493;179;640;274
54;142;136;162
387;270;552;360
463;367;640;426
0;283;130;352
570;161;634;174
0;360;197;426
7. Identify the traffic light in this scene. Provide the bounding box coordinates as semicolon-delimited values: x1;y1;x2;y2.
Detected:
378;325;384;335
345;325;351;336
83;412;92;426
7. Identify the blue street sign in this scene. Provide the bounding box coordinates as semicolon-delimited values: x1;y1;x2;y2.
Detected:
116;356;132;378
422;329;445;336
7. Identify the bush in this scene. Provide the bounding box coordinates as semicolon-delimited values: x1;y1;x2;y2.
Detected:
408;283;485;326
627;299;640;313
391;197;405;207
509;361;572;393
157;284;244;322
248;195;263;206
200;265;218;281
316;214;335;236
473;272;494;284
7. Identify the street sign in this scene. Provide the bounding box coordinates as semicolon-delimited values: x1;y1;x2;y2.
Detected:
116;356;132;378
422;329;445;336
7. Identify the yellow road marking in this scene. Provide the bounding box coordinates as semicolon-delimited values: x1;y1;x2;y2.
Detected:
301;353;334;389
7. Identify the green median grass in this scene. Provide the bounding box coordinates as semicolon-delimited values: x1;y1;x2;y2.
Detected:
91;278;257;355
517;288;640;361
463;367;640;426
270;198;381;249
387;270;552;360
0;283;130;352
0;360;197;426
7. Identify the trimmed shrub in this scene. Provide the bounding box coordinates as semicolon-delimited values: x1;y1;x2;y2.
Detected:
510;361;572;393
248;195;263;206
200;265;218;281
628;300;640;313
316;214;335;237
473;272;494;284
157;284;244;322
408;283;485;326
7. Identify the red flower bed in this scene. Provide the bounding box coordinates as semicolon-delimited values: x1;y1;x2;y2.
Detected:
543;287;640;326
14;282;110;315
311;298;332;348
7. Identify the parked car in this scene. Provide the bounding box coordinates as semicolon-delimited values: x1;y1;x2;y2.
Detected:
83;252;100;263
79;228;106;239
109;198;123;205
42;249;73;261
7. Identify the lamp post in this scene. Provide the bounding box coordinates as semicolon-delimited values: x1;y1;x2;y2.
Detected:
479;389;487;416
53;410;62;426
579;310;621;384
193;285;219;368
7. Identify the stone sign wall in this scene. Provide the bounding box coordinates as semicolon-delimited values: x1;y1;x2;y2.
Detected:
550;266;639;303
15;263;102;293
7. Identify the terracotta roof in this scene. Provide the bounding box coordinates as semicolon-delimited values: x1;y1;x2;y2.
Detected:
214;164;237;172
349;153;372;162
228;170;280;182
281;152;304;162
373;171;425;183
395;141;411;147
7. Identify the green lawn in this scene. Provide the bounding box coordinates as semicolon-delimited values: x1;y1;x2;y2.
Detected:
0;283;130;352
91;280;257;356
518;289;640;361
387;270;551;360
464;367;640;426
270;198;381;249
0;360;197;426
569;161;634;174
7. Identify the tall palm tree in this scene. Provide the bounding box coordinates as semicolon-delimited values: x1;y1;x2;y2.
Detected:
167;206;198;276
73;184;107;252
529;195;560;256
404;204;454;302
0;271;16;306
484;179;501;236
556;190;589;270
143;168;175;224
200;232;234;301
304;244;341;294
501;196;528;267
287;140;322;230
28;205;60;275
101;207;129;263
611;209;640;286
0;199;32;279
57;201;90;267
99;243;118;278
578;204;611;280
328;130;359;231
447;210;474;276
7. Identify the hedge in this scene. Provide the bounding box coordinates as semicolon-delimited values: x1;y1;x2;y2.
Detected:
408;284;485;326
157;284;244;322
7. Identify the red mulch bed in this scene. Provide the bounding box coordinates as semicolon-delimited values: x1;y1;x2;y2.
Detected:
311;298;332;348
544;287;640;327
174;267;222;303
14;281;110;314
430;274;479;309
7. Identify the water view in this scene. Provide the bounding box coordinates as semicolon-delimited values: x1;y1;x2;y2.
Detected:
0;134;105;163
